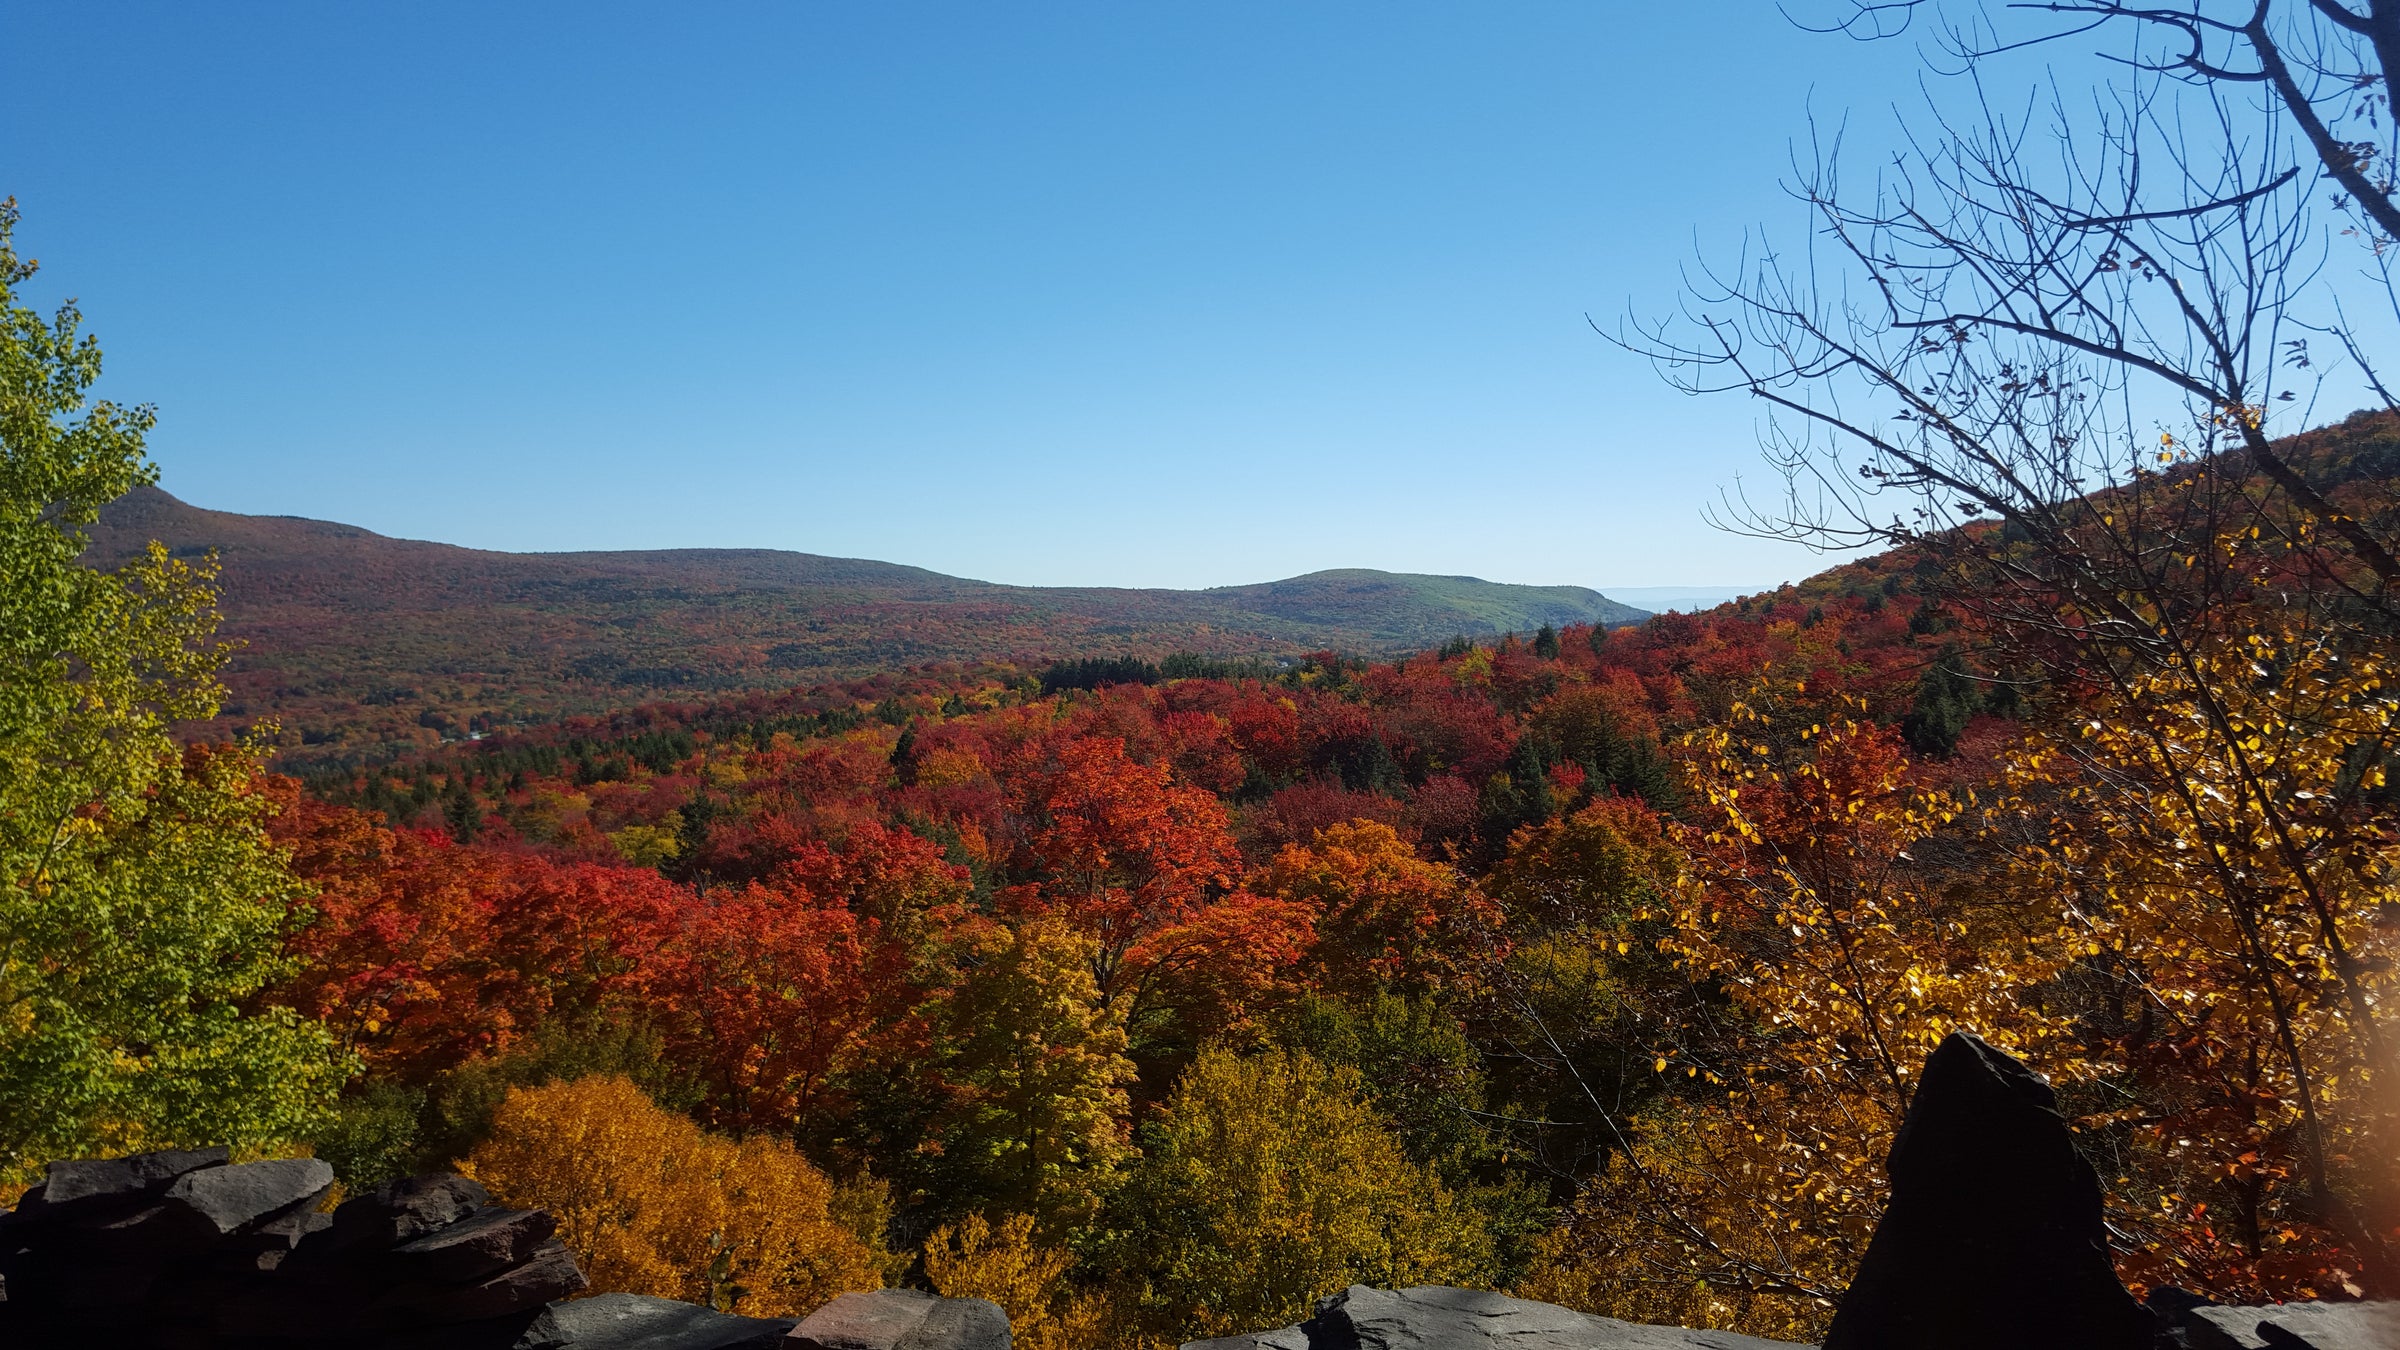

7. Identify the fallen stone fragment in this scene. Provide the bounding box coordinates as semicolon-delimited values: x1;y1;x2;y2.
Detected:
521;1291;799;1349
211;1206;336;1273
392;1205;558;1283
163;1156;335;1237
787;1287;1011;1350
1822;1032;2154;1350
2180;1301;2400;1350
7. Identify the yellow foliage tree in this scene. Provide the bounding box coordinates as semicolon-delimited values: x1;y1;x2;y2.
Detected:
1106;1045;1491;1344
1998;613;2400;1298
1520;693;2054;1341
934;917;1136;1235
462;1075;885;1316
924;1212;1105;1350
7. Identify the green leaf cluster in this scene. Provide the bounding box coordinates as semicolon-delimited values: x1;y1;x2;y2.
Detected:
0;200;344;1177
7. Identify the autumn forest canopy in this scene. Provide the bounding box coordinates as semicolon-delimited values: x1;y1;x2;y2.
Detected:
10;3;2400;1346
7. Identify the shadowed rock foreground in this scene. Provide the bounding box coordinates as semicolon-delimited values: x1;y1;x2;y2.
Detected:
1;1036;2391;1348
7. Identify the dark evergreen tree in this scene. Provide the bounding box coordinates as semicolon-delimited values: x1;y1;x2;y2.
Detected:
1902;653;1980;758
442;776;481;844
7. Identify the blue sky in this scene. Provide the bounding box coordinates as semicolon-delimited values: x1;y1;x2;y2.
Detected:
7;3;1932;591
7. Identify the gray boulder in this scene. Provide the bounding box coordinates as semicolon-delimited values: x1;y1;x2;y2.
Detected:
2179;1301;2400;1350
521;1292;798;1349
787;1288;1011;1350
1184;1286;1812;1350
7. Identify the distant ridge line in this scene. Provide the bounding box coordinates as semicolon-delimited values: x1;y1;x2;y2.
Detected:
85;487;1653;763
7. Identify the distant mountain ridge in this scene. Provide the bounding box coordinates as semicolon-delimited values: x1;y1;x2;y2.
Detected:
86;488;1647;763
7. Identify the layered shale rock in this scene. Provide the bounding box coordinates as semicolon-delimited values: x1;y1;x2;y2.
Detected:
0;1154;585;1349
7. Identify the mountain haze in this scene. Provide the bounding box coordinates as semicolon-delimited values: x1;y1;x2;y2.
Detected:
86;488;1646;762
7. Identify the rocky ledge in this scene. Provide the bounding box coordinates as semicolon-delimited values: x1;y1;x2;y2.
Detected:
1;1035;2391;1349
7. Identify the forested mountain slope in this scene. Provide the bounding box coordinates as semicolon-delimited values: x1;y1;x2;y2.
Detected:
85;487;1647;762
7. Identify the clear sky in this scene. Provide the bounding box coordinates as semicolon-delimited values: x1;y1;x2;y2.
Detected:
6;3;1934;592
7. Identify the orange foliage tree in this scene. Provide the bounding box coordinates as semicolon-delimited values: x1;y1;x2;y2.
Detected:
1257;819;1494;998
1998;613;2400;1299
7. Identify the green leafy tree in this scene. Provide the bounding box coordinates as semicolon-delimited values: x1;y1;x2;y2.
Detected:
0;200;344;1177
1278;990;1552;1285
1104;1045;1492;1342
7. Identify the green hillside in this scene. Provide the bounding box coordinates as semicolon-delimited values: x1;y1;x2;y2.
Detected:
1209;569;1644;641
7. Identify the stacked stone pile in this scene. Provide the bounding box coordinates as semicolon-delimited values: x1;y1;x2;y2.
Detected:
0;1151;999;1349
0;1150;594;1348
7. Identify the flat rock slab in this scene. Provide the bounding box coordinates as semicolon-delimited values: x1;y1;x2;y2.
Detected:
1188;1286;1813;1350
165;1157;335;1236
523;1292;796;1350
373;1238;588;1325
2183;1301;2400;1350
787;1288;1011;1350
1184;1327;1313;1350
